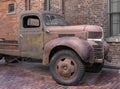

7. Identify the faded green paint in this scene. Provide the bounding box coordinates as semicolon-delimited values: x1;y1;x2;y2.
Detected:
31;35;42;45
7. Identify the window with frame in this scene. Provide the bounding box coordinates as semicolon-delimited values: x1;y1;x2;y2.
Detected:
109;0;120;36
8;4;15;13
23;15;40;28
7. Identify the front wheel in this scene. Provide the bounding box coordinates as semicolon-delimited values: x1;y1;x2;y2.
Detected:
50;50;85;85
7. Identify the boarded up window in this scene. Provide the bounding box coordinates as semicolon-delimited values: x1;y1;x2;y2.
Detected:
8;4;14;13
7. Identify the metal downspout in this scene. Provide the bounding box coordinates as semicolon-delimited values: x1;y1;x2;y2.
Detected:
27;0;31;10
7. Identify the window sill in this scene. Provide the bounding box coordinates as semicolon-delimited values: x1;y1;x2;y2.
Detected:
7;11;16;15
106;36;120;43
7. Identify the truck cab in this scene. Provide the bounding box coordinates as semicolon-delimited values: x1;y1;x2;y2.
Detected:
0;10;110;85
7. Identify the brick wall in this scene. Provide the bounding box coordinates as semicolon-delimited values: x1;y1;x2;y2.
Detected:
0;0;108;40
31;0;44;10
0;0;18;40
0;0;44;40
50;0;62;14
0;0;27;40
108;42;120;60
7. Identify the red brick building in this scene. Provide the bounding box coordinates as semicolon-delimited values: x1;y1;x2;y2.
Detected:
0;0;108;39
0;0;44;40
0;0;120;59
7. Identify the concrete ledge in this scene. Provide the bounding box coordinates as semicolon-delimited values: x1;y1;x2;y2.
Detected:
7;11;16;15
106;36;120;43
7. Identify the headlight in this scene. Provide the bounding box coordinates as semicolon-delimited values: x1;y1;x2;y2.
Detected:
88;32;102;39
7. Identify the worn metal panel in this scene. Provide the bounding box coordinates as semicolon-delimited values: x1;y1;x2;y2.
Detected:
19;13;43;59
19;30;43;59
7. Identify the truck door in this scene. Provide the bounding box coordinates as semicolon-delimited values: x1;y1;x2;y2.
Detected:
19;14;43;59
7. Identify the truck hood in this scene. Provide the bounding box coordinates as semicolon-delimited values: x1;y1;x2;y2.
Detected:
45;25;102;32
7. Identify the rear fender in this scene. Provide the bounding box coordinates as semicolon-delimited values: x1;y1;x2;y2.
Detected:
43;37;94;64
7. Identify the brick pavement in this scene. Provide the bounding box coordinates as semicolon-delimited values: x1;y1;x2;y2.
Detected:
0;60;119;89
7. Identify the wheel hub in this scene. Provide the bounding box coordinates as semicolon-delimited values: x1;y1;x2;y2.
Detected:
56;58;77;79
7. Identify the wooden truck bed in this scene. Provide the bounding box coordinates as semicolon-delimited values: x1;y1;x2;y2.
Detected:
0;41;20;56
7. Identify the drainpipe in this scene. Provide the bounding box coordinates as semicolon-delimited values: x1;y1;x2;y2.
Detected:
46;0;50;11
62;0;65;15
107;0;110;37
27;0;31;10
62;0;65;18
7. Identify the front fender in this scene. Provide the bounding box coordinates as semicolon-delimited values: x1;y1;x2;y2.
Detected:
43;37;94;64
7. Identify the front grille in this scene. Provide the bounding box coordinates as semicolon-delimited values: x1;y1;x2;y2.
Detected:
88;32;102;39
93;42;104;59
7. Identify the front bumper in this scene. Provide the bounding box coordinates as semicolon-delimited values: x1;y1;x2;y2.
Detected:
93;41;104;63
88;39;104;63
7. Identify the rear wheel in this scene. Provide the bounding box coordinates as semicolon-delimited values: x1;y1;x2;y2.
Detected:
50;50;85;85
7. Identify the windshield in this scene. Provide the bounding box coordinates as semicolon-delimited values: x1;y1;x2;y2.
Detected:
43;14;68;26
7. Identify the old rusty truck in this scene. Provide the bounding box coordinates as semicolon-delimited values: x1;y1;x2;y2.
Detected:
0;10;110;85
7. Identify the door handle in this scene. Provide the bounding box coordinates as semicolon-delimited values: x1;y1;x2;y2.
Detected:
20;34;23;38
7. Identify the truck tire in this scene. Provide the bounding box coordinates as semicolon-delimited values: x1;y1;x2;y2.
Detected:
50;50;85;85
86;63;104;73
